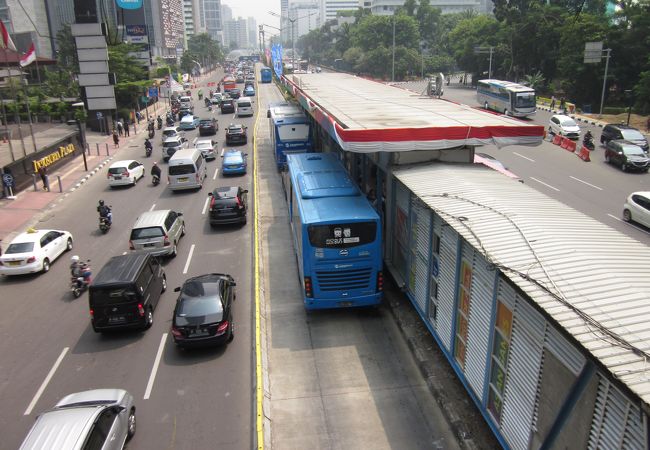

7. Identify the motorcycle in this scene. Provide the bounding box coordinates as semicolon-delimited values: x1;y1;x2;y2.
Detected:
166;117;175;127
145;146;152;157
583;136;595;151
70;262;91;298
148;129;155;139
152;174;160;186
99;215;111;233
157;118;163;130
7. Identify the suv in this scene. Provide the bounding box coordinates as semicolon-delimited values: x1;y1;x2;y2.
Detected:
162;135;187;161
221;99;235;114
129;209;186;257
162;126;184;143
89;253;166;332
225;124;248;145
208;186;248;226
19;389;136;450
199;118;218;136
601;123;649;152
604;140;650;172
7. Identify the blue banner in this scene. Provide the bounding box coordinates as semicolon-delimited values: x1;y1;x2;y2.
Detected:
116;0;143;9
271;44;283;79
148;87;158;98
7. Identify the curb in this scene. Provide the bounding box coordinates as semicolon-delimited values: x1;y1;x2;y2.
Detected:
71;157;113;191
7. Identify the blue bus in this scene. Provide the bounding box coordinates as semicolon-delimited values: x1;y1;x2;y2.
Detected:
282;153;383;310
269;104;313;170
260;67;272;83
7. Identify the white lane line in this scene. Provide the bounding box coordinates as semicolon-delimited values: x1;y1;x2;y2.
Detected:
212;167;219;180
220;148;224;157
607;214;623;222
513;152;535;162
183;244;195;274
149;203;156;211
530;177;560;191
24;347;69;415
144;334;167;400
122;251;127;255
569;176;603;190
201;196;210;215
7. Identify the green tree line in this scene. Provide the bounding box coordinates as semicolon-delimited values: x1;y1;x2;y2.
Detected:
297;0;650;112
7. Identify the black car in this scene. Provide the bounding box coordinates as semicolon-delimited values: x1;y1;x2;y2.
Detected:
225;124;248;145
199;118;218;136
208;186;248;225
601;123;649;152
604;140;650;172
229;88;241;99
221;99;235;114
171;273;236;348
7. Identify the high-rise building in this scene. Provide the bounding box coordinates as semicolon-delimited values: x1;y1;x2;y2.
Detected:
369;0;489;15
247;16;256;50
319;0;360;22
223;17;248;49
204;0;223;42
221;3;232;21
288;2;320;39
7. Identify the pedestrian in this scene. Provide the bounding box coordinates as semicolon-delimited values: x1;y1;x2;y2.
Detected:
135;111;142;123
646;116;650;132
116;120;123;137
550;95;556;110
38;166;50;192
124;120;130;137
112;129;119;147
559;97;566;114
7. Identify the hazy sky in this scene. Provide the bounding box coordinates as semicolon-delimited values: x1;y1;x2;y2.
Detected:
224;0;282;30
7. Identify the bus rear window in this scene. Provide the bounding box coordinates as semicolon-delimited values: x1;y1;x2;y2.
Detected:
308;222;377;248
278;124;309;142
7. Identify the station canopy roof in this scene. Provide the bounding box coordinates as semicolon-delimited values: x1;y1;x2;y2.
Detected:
284;72;544;153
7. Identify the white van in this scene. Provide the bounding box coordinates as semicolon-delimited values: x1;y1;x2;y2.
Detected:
179;95;193;109
168;148;207;191
236;97;254;117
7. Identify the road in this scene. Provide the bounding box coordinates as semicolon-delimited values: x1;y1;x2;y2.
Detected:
0;69;255;449
396;80;650;245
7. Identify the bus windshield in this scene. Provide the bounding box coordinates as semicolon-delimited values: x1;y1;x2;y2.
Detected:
278;124;310;142
308;222;377;249
515;92;536;108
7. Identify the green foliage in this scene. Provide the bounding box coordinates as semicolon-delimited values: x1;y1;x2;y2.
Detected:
187;33;224;65
448;15;501;77
40;103;53;116
108;43;148;82
522;71;545;90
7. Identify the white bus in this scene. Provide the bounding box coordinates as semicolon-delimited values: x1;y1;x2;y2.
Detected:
477;79;536;117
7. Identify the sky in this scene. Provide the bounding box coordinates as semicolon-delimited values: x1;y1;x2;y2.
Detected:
224;0;282;31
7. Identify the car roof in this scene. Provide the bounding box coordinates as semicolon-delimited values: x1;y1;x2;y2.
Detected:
630;191;650;198
612;139;643;148
163;126;180;132
20;406;103;450
109;159;137;168
227;123;244;129
608;123;637;130
181;115;196;120
132;210;172;230
212;186;239;198
552;114;574;121
10;229;57;243
164;136;183;142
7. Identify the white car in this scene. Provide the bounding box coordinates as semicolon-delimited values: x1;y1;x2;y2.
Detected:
623;192;650;227
107;160;145;187
162;126;184;143
193;138;217;160
548;114;581;140
0;228;73;275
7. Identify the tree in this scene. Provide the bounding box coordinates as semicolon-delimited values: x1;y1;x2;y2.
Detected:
188;33;224;66
448;15;501;77
108;43;148;82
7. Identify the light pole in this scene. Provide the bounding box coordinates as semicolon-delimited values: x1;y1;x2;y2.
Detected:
392;16;396;82
474;46;494;79
269;10;316;72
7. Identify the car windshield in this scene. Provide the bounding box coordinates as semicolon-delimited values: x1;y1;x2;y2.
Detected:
108;167;126;174
621;129;644;140
169;164;196;175
163;130;177;137
196;142;211;149
130;226;164;239
224;154;243;164
622;145;646;156
163;141;180;148
229;127;243;133
514;92;535;108
5;242;34;253
200;120;213;125
559;118;577;127
181;117;194;122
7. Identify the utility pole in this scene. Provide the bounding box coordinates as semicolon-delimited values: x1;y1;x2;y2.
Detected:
391;16;396;82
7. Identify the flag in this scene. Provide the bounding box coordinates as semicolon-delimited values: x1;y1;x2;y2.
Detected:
19;43;36;67
0;20;17;51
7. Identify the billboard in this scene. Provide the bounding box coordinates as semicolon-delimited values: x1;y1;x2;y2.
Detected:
126;24;148;43
271;44;283;79
116;0;143;9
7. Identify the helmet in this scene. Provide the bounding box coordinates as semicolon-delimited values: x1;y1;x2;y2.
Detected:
153;161;157;165
99;200;104;206
71;255;80;263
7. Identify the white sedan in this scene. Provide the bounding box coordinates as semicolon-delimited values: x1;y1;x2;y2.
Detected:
193;138;217;160
107;160;145;187
0;228;73;275
623;192;650;227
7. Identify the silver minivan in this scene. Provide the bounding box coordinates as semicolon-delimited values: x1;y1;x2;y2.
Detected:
129;209;185;257
19;389;136;450
168;147;207;191
236;97;254;117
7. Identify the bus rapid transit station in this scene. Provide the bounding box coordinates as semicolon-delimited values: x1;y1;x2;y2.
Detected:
275;71;650;450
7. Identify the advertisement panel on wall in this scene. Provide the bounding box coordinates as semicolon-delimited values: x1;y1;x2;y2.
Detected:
271;44;283;79
116;0;143;9
126;24;148;43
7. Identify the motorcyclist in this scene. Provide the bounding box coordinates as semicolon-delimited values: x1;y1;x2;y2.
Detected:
583;130;594;149
198;89;203;100
70;255;91;284
97;200;112;225
157;115;163;129
144;138;152;152
151;161;161;179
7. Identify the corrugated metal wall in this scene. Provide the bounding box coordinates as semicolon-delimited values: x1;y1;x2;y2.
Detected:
437;223;458;352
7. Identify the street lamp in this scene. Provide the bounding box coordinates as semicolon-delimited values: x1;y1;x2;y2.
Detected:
269;10;316;72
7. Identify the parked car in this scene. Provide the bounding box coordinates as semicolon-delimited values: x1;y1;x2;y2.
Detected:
207;186;248;226
162;126;184;143
180;114;201;130
601;123;649;152
199;117;218;136
162;135;188;161
221;99;235;114
0;228;73;275
222;149;248;175
548;114;581;140
18;389;136;449
193;138;218;160
243;85;255;97
129;209;186;257
107;160;145;187
171;273;236;348
225;123;248;145
604;140;650;172
623;192;650;227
